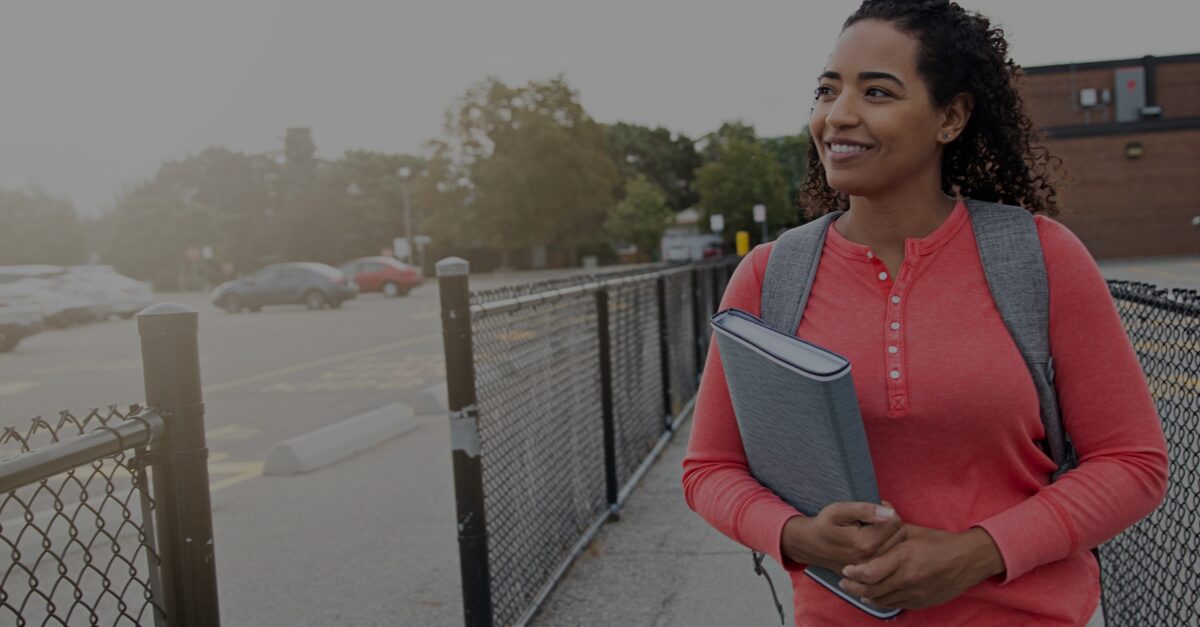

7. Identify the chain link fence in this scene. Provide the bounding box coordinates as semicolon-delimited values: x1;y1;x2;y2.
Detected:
440;257;739;627
663;271;698;416
1100;281;1200;625
471;289;608;627
608;278;667;490
0;407;166;626
443;260;1199;627
0;304;220;627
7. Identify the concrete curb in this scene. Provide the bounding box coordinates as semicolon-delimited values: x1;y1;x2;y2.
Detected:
410;382;448;416
264;402;418;475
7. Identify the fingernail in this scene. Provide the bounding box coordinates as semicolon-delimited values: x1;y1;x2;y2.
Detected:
875;506;894;520
838;579;847;590
841;566;851;577
861;597;873;606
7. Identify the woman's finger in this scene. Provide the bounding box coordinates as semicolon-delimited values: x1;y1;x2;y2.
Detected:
843;549;902;585
871;523;908;556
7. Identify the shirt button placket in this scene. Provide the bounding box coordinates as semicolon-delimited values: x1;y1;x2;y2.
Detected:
887;261;909;416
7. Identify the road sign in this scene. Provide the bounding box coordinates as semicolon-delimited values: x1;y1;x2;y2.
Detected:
753;204;766;223
393;237;412;261
709;214;724;233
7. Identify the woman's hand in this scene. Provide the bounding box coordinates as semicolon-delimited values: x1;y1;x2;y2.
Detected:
781;501;906;572
838;525;1006;610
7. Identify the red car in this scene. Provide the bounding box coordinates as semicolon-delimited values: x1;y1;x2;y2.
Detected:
340;256;424;297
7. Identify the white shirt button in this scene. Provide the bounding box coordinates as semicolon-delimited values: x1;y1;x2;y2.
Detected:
891;296;901;304
866;251;874;259
890;370;901;379
889;346;898;354
890;322;901;330
878;272;888;281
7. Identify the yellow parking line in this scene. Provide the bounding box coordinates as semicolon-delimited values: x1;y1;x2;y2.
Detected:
0;382;39;396
203;334;440;394
209;462;264;492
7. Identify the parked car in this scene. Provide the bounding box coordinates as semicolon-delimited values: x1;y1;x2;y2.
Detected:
67;266;155;319
0;282;44;352
211;262;357;313
0;266;93;326
340;256;424;297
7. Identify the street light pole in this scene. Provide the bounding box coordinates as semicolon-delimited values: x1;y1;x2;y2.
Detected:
398;167;414;264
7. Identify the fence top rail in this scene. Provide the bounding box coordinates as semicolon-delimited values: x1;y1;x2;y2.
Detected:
469;264;704;317
1108;280;1200;316
0;409;164;494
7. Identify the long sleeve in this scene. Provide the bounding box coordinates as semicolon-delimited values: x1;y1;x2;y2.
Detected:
680;244;806;571
976;217;1170;582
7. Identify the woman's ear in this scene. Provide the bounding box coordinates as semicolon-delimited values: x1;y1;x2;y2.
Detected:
939;92;974;143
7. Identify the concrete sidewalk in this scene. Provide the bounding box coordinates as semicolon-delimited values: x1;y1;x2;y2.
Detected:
529;416;1106;627
530;417;796;627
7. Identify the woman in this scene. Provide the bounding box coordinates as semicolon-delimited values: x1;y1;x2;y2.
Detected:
681;1;1168;625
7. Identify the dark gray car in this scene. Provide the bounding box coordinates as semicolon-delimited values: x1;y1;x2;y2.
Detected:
211;262;358;313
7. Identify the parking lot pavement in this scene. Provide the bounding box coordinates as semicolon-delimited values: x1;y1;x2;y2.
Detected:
0;263;652;625
1098;256;1200;290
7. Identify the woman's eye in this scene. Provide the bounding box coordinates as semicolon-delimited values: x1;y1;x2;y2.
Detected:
813;86;834;98
865;87;891;97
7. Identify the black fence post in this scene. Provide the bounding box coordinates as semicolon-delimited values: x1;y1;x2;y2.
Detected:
711;262;721;312
691;267;704;379
136;303;220;627
595;288;620;521
655;276;673;430
436;257;494;627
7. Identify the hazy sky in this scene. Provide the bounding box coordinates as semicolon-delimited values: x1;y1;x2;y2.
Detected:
3;0;1197;216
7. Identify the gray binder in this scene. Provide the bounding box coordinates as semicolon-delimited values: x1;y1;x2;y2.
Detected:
711;308;900;620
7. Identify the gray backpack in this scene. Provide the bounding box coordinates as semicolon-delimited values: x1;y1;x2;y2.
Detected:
748;199;1076;622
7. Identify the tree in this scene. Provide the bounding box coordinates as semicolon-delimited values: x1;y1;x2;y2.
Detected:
605;175;673;260
0;186;88;265
695;138;792;242
95;146;280;284
439;75;620;266
325;150;433;261
604;122;700;212
97;194;223;290
763;130;811;219
700;120;759;163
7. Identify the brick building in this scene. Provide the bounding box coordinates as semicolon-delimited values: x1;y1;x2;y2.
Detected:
1019;53;1200;258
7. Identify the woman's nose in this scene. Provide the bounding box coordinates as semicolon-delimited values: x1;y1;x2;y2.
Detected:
825;93;860;129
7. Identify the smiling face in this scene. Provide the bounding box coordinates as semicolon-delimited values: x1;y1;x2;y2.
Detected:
810;19;955;201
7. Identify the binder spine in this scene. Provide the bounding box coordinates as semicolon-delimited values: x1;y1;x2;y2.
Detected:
830;375;881;505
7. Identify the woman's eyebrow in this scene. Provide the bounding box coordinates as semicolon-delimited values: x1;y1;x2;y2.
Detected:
860;71;906;88
818;70;906;89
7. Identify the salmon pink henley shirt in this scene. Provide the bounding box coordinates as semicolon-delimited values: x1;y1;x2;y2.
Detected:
681;201;1168;625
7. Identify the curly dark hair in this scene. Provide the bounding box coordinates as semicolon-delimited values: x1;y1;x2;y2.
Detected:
802;0;1062;216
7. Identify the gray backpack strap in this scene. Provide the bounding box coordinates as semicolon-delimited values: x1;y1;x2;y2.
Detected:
751;211;841;625
760;211;843;334
966;199;1075;480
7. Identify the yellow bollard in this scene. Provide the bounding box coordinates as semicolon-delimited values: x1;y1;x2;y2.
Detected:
736;231;751;257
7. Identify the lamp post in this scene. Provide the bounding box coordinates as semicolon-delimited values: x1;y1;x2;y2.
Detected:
398;167;414;264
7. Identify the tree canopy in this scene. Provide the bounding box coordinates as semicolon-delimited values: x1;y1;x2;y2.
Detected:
695;136;792;241
9;73;818;286
604;122;700;213
435;75;620;266
605;175;673;258
0;186;87;266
